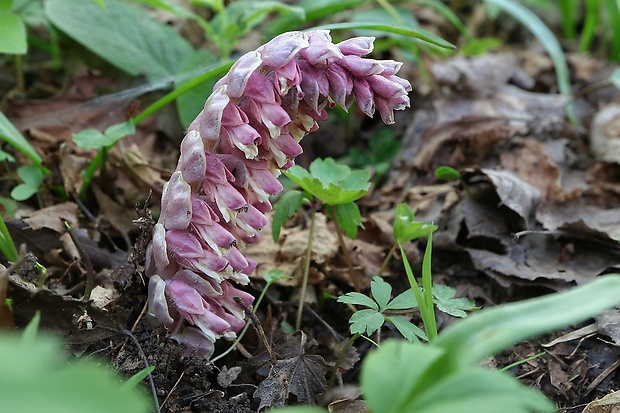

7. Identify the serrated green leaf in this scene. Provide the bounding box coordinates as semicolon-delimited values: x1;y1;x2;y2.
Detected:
72;129;105;149
385;289;418;311
370;276;391;311
284;158;370;205
387;316;427;342
433;284;478;318
349;308;384;336
0;11;27;54
337;292;378;310
334;202;362;239
45;0;193;80
393;203;437;243
272;189;303;242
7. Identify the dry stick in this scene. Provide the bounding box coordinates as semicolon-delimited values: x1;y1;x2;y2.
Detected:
160;371;185;411
233;296;276;365
377;243;397;277
116;301;149;357
63;220;96;301
295;207;316;331
330;205;360;292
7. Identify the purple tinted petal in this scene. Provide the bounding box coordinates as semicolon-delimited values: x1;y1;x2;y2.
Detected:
177;130;206;184
160;171;192;230
173;269;223;296
226;51;263;98
258;31;309;68
152;223;170;271
337;36;375;56
190;86;229;141
166;279;205;314
172;326;215;359
147;275;174;324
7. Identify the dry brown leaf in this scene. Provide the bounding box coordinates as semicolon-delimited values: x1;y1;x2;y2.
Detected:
23;202;78;233
479;168;541;222
583;390;620;413
254;332;329;410
58;142;90;195
590;104;620;164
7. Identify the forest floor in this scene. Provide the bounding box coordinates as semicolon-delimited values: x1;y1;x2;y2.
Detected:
2;7;620;413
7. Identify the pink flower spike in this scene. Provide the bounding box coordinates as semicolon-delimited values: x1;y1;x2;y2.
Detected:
147;275;174;325
300;30;343;67
258;31;309;68
177;130;206;184
225;51;263;98
151;223;170;272
173;269;223;296
190;86;230;141
172;327;216;359
160;171;192;231
337;36;375;56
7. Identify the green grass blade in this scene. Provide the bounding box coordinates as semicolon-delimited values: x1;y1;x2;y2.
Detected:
0;112;46;171
484;0;576;123
308;22;455;50
580;0;600;52
412;0;473;41
604;0;620;60
436;274;620;367
558;0;578;39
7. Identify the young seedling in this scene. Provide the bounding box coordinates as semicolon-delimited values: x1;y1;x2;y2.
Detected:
274;157;371;330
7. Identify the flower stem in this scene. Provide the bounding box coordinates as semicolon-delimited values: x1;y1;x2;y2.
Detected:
296;207;316;331
331;204;360;292
377;243;397;277
329;333;360;388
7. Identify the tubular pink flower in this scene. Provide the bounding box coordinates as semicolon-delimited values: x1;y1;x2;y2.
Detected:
146;30;411;357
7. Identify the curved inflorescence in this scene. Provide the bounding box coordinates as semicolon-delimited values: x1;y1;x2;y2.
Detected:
146;30;412;358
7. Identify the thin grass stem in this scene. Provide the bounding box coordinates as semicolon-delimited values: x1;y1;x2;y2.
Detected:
296;207;316;331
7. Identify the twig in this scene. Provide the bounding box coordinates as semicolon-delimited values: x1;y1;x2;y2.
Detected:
121;329;161;413
296;207;316;331
233;296;276;365
160;371;184;411
328;333;360;388
63;220;96;301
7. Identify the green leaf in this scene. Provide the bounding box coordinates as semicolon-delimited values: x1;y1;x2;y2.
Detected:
386;316;427;342
349;308;384;336
436;274;620;368
434;166;461;181
0;149;15;162
337;292;378;310
0;111;44;169
17;164;43;186
11;183;38;201
45;0;193;80
175;49;218;126
1;328;151;413
104;119;135;143
284;158;370;205
0;11;27;54
370;276;391;311
272;189;304;242
0;0;12;12
72;129;105;150
21;311;41;345
121;365;155;390
393;203;437;243
334;202;362;239
263;268;290;284
460;37;502;56
385;289;418;311
310;22;455;50
73;120;135;150
361;340;554;413
432;284;478;318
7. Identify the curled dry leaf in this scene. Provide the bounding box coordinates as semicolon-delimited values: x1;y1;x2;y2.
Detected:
23;203;78;233
590;104;620;164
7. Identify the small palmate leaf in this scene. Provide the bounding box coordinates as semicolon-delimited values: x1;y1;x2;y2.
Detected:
385;289;418;311
386;316;427;342
334;202;363;239
337;292;378;310
272;189;304;242
432;284;478;318
370;276;391;311
349;308;384;336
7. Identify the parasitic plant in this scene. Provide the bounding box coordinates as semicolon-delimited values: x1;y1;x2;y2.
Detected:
145;30;411;358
